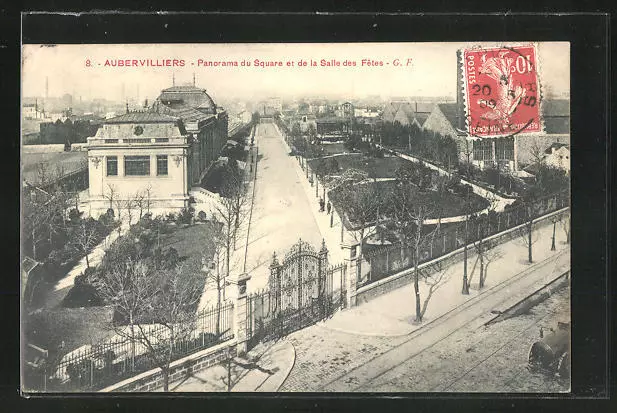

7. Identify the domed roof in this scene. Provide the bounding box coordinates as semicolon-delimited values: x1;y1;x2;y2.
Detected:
158;85;217;113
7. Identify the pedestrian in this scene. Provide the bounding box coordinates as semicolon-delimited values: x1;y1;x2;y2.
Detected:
326;202;331;214
319;198;325;212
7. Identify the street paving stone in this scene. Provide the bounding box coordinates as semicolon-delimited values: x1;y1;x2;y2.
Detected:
279;324;407;391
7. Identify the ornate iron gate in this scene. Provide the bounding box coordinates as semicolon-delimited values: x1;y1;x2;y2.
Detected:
246;239;346;349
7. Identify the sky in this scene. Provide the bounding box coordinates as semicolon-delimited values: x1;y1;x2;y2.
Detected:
22;42;570;104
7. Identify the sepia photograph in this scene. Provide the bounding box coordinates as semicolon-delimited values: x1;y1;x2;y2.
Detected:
20;41;571;393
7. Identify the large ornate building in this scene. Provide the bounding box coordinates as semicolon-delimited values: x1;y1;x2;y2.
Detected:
85;83;228;215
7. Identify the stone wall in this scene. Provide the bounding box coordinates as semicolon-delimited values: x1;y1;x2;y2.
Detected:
22;144;65;153
355;208;569;304
100;340;237;392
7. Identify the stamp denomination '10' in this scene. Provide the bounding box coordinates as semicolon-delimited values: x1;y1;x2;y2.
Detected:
463;45;542;137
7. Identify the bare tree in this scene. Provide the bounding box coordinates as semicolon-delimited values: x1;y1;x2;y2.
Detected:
461;191;475;294
518;222;540;264
35;162;50;187
462;140;473;175
528;137;546;167
334;172;383;284
94;255;159;372
478;242;503;289
98;259;203;392
419;261;452;320
23;185;72;261
213;166;249;286
113;197;125;236
469;193;500;289
142;262;202;391
560;213;571;244
202;222;228;336
103;184;118;213
133;190;147;221
71;219;100;269
25;191;53;261
123;198;136;227
391;182;436;322
519;187;542;263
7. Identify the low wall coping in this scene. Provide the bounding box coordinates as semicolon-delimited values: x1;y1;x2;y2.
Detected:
99;338;237;392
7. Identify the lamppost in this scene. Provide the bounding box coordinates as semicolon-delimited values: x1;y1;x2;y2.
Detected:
551;217;558;251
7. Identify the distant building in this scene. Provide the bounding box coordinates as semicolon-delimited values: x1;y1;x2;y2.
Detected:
335;102;354;119
354;107;380;118
265;97;282;115
382;101;432;128
315;116;351;140
421;49;570;173
298;113;317;134
86;84;228;214
543;143;570;173
22;101;47;120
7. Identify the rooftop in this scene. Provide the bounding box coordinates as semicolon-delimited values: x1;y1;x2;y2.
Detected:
158;84;217;113
437;103;461;129
544;142;569;154
104;111;179;124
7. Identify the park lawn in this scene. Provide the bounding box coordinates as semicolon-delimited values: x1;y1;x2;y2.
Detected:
159;221;220;272
26;305;116;359
309;154;404;178
318;142;349;155
374;180;489;218
329;180;489;229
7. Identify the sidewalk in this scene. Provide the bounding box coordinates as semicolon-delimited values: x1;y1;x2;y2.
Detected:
273;124;348;264
162;340;295;392
321;219;570;337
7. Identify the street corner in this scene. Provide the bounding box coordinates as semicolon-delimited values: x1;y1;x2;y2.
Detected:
321;305;416;337
233;339;296;392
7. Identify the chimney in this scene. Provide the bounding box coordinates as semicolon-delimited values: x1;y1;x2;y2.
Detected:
172;72;175;86
126;102;129;114
193;73;196;86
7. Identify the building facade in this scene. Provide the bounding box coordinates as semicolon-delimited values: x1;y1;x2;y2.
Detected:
86;84;228;215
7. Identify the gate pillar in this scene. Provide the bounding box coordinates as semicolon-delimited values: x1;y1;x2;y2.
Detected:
341;242;359;307
231;272;251;356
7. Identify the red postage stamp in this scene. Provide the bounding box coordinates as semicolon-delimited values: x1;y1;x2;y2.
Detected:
462;44;542;137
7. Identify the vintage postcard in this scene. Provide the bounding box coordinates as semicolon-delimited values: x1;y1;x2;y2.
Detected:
21;42;570;393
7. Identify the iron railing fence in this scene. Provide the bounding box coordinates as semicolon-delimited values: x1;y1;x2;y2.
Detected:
39;301;234;392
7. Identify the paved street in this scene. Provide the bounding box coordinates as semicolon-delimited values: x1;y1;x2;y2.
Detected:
242;123;324;291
